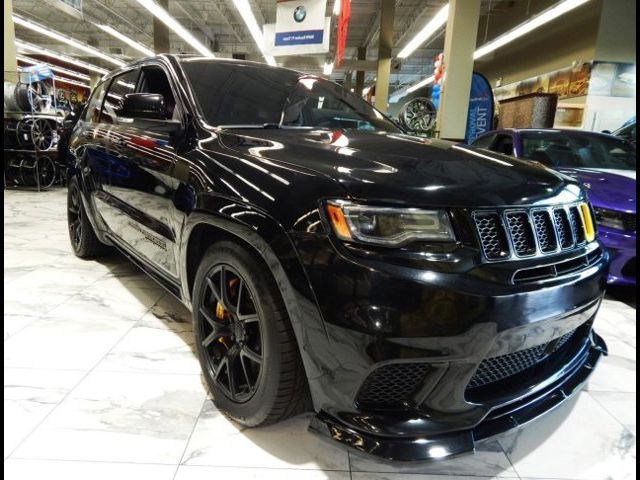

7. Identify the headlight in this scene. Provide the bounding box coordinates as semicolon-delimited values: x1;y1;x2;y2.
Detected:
325;201;455;246
594;207;625;231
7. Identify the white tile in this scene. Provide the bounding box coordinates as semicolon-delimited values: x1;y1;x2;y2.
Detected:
182;404;349;471
499;392;636;480
4;314;38;340
175;465;350;480
348;440;517;477
587;339;636;393
589;391;636;434
351;474;514;480
4;368;85;457
3;459;176;480
12;371;207;464
4;317;134;370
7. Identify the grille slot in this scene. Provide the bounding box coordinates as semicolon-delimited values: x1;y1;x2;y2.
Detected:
355;363;430;409
553;209;574;249
506;212;536;256
623;213;636;232
569;207;586;244
467;329;577;389
532;210;558;253
473;213;509;260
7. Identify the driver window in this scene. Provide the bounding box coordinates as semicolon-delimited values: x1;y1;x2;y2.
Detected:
137;66;178;119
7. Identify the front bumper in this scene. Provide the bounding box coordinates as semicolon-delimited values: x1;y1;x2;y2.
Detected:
290;233;609;461
599;226;636;285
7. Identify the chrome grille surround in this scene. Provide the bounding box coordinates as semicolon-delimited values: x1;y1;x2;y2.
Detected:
473;204;590;262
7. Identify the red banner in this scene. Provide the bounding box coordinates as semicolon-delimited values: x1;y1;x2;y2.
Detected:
336;0;351;66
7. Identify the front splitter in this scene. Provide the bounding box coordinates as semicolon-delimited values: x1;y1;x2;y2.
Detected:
309;333;607;462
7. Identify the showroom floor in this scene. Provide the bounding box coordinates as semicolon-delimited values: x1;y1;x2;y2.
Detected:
3;188;636;480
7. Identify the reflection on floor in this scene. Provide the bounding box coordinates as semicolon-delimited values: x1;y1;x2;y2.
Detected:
4;189;637;480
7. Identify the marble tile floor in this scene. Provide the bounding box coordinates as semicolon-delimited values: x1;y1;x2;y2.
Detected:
4;188;636;480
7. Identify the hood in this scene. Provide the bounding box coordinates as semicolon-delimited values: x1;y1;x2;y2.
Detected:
218;129;584;208
558;168;636;213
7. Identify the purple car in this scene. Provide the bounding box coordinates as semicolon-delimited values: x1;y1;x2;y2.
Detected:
472;128;636;286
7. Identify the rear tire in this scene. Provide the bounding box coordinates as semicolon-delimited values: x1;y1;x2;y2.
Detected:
193;241;309;426
67;176;110;258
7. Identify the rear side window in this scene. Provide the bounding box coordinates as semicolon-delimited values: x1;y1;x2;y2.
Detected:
84;81;107;123
102;69;139;124
472;134;495;149
492;134;514;156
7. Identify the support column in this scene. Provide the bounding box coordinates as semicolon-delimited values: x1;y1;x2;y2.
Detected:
4;0;19;82
436;0;481;140
354;47;366;95
374;0;395;112
154;0;170;53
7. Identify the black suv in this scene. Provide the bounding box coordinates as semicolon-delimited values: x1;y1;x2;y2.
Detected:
66;55;608;461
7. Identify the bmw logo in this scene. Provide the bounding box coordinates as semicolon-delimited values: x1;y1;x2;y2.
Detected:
293;6;307;23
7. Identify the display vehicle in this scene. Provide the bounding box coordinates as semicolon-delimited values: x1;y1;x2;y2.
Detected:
472;128;636;286
66;55;608;461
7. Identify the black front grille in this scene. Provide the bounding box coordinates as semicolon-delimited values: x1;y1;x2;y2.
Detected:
623;213;637;232
569;207;586;244
467;329;577;390
355;363;430;409
473;213;509;260
532;210;558;253
506;212;536;256
554;209;574;249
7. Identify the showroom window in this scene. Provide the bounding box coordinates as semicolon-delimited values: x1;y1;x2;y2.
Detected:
101;69;140;124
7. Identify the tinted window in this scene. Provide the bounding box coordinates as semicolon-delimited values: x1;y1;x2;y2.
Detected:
521;132;636;170
84;81;107;123
472;134;495;149
180;60;298;125
138;66;177;118
102;69;139;124
492;134;514;156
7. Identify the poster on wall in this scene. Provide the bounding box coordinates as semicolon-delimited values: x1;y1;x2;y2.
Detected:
465;72;494;144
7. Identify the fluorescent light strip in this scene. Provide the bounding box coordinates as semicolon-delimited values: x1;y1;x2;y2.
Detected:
333;0;341;16
407;75;435;93
52;75;90;88
397;4;449;59
133;0;214;57
16;54;91;81
97;24;154;57
12;14;125;67
16;40;109;75
231;0;277;66
323;62;334;76
473;0;590;59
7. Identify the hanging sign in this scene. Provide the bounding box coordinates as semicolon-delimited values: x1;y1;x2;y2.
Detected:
465;72;494;144
336;0;351;65
273;0;328;48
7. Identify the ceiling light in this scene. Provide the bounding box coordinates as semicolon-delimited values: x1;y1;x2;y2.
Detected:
97;24;154;57
333;0;341;16
12;14;125;67
133;0;215;57
16;54;91;81
323;62;334;76
363;86;371;95
397;4;449;59
231;0;277;66
52;75;90;89
15;40;109;75
407;75;435;93
474;0;590;59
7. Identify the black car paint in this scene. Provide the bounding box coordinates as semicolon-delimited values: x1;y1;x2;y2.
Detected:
68;55;608;461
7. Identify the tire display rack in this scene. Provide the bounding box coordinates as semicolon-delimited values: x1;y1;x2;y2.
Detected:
4;67;64;192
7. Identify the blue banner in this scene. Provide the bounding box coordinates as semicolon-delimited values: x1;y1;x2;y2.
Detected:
275;29;324;46
465;72;494;144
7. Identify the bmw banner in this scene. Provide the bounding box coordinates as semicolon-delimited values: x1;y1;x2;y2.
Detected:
275;0;327;48
465;72;495;144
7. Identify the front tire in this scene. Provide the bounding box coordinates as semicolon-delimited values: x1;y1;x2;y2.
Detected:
193;241;309;426
67;176;110;258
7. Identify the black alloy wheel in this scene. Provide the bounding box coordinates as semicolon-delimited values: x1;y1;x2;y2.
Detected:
198;264;264;403
67;176;110;258
68;180;83;249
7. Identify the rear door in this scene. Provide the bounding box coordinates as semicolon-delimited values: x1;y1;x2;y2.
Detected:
99;64;182;279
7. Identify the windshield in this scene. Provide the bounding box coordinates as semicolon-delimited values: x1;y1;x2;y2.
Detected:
179;59;401;133
520;132;636;171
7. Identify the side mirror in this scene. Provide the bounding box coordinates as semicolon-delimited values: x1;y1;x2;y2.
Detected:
121;93;168;120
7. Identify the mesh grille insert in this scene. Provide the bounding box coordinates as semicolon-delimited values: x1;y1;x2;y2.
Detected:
554;209;574;249
467;329;577;390
506;212;536;256
474;213;509;260
569;207;586;244
532;210;558;253
356;363;430;409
